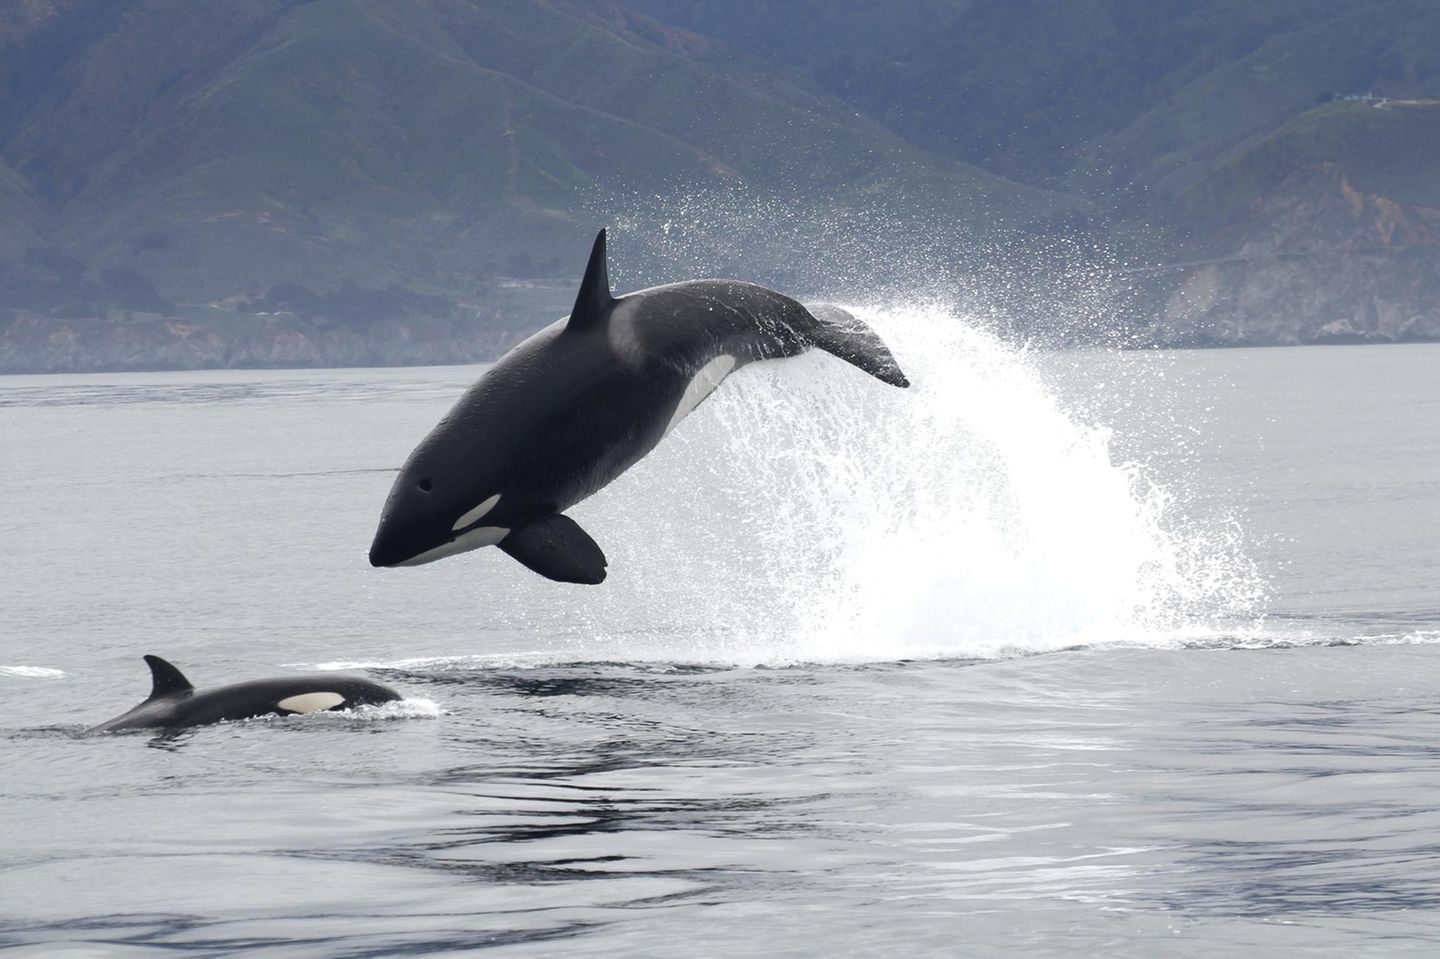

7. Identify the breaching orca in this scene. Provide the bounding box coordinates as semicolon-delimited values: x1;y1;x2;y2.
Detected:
369;229;909;584
85;655;402;733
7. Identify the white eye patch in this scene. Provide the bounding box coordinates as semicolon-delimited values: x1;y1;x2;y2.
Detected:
277;692;346;714
452;493;502;531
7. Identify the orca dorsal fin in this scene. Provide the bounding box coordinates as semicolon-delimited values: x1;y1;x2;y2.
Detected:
143;654;194;700
565;229;615;333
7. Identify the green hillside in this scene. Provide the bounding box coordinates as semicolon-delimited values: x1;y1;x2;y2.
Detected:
3;0;1439;368
0;0;1069;324
627;0;1440;197
1183;100;1440;219
1080;1;1440;198
0;160;43;259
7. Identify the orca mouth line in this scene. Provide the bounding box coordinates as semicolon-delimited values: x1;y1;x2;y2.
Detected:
372;524;512;568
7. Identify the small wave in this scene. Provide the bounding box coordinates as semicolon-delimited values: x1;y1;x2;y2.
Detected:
348;698;442;720
1324;628;1440;647
305;654;725;674
1174;625;1440;651
0;665;66;679
305;627;1440;674
305;655;518;671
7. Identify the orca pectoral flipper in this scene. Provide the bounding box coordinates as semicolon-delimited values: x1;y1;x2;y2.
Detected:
803;303;910;388
498;514;608;584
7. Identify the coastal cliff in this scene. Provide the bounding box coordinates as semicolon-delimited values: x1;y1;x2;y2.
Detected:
1156;162;1440;346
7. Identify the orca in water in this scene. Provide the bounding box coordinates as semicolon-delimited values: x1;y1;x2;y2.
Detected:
85;655;402;733
369;228;910;584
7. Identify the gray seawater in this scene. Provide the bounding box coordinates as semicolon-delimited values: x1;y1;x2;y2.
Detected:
3;310;1439;957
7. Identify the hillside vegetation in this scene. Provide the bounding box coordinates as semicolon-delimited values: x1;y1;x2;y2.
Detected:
629;0;1440;191
0;0;1075;370
2;0;1439;369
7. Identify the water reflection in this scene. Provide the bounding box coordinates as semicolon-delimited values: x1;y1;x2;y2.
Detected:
1151;696;1440;919
288;666;839;950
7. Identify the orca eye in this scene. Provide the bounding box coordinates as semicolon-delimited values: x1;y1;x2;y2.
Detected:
417;478;433;492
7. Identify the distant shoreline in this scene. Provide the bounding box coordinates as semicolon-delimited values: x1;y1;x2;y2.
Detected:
4;329;1439;378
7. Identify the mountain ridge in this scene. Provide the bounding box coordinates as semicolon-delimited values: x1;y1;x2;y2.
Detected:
1;0;1436;371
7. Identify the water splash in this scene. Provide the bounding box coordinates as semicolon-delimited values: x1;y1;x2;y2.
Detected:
0;666;66;679
539;303;1267;664
347;699;442;721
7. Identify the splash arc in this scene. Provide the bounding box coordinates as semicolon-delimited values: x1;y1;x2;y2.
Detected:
368;227;910;584
85;655;403;733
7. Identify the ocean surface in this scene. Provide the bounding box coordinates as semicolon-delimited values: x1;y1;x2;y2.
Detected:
3;310;1439;957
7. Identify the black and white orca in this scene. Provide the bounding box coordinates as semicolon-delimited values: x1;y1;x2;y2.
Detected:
85;655;402;733
368;228;910;584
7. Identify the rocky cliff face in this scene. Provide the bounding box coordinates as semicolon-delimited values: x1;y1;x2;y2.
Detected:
1156;163;1440;346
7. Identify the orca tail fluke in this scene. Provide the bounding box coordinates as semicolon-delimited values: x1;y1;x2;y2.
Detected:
802;303;910;388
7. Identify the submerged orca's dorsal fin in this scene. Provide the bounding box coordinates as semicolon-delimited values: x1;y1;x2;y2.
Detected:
565;228;615;333
142;654;194;701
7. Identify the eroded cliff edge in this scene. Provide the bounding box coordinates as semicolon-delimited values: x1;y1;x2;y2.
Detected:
1156;163;1440;346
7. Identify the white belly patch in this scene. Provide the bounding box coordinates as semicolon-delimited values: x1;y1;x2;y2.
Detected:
277;691;346;714
665;355;736;434
400;524;511;566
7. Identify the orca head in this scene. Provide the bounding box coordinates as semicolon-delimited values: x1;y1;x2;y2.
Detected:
369;434;510;567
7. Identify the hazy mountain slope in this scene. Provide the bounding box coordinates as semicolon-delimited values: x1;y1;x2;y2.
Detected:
1083;0;1440;197
0;160;43;259
4;0;1435;369
1;2;288;206
1;0;1067;305
625;0;1440;196
1186;101;1440;220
